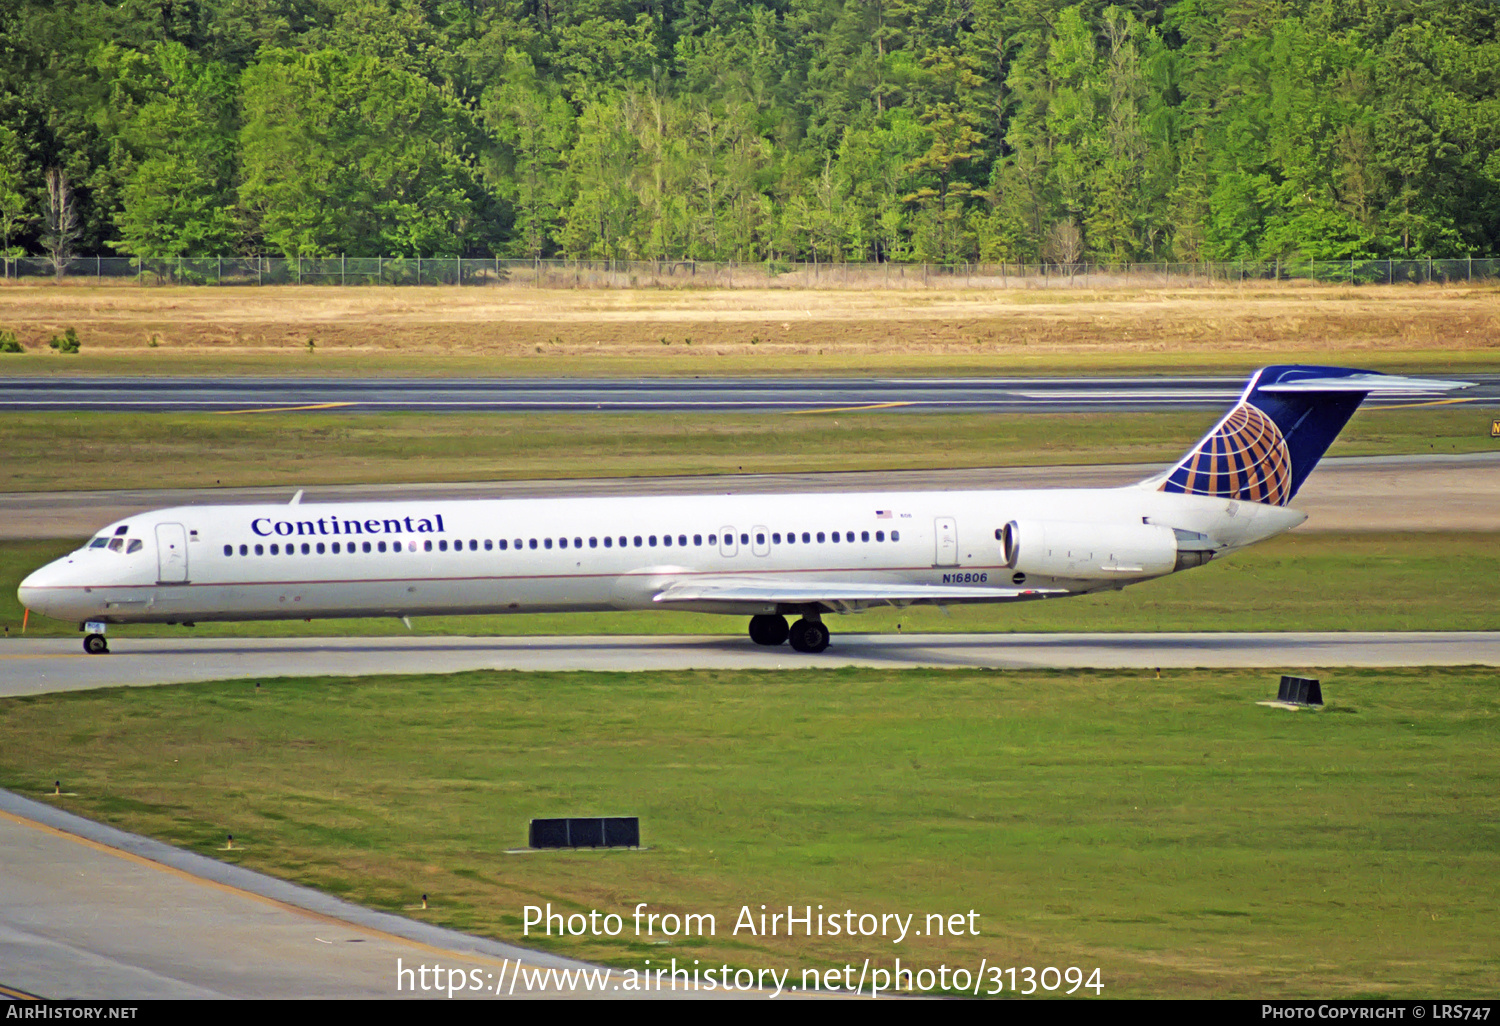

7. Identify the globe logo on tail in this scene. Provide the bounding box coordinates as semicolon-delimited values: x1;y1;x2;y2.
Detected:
1160;402;1293;506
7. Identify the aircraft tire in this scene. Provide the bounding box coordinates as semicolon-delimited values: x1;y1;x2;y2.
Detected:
787;618;830;653
83;633;108;655
748;614;790;646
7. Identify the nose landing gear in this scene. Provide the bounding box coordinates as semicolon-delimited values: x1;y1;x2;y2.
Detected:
83;633;109;655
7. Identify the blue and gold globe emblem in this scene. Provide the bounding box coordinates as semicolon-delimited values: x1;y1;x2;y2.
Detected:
1162;403;1292;505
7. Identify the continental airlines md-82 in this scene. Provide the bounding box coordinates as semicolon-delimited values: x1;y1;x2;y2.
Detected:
18;366;1471;655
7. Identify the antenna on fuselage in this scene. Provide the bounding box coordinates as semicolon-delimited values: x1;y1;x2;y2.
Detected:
289;490;304;505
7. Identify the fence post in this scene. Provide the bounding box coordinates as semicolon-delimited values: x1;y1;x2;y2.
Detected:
342;253;346;287
1388;259;1392;285
417;254;422;285
1350;257;1354;285
1468;255;1472;283
297;255;302;285
258;255;262;287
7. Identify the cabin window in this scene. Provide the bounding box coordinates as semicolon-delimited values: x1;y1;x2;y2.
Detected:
316;542;325;554
816;532;825;543
376;541;387;552
269;543;279;555
574;537;582;548
861;531;869;541
649;536;657;547
299;542;308;554
708;534;717;545
361;541;370;553
603;537;612;548
634;536;642;547
223;545;232;556
498;539;507;550
876;531;884;542
662;535;671;547
694;534;702;546
756;533;765;545
801;532;811;543
559;537;568;549
830;532;839;544
438;540;447;552
677;535;687;547
484;539;492;551
772;533;781;544
739;533;748;545
545;538;553;549
529;539;538;549
239;544;248;555
589;537;597;548
891;530;900;541
332;542;341;553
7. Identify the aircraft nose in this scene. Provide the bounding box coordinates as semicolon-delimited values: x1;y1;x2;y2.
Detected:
18;563;63;616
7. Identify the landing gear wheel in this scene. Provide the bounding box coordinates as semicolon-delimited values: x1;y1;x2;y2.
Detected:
787;618;830;653
748;614;790;646
83;633;109;655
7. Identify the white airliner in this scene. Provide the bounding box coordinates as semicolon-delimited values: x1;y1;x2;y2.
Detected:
18;365;1471;655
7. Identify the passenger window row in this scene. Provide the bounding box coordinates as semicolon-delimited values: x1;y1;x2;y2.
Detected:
220;528;902;558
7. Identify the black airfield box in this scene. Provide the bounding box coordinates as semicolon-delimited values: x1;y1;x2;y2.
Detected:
1277;675;1324;706
529;816;640;849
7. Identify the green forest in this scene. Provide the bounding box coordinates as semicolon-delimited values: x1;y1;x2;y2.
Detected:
1;0;1497;264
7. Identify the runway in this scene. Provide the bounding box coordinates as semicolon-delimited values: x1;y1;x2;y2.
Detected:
0;791;606;1000
3;632;1498;696
4;373;1496;412
5;452;1499;538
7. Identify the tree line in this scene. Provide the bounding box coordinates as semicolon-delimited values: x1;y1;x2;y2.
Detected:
1;0;1496;266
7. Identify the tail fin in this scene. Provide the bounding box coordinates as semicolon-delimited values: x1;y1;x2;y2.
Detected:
1148;365;1473;505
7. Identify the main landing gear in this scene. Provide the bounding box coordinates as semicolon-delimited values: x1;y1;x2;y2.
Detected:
748;614;830;653
83;633;109;655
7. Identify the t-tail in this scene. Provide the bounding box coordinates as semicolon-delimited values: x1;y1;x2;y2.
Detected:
1145;365;1474;506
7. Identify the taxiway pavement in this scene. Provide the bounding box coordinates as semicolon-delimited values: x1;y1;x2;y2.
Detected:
3;632;1498;696
6;373;1495;413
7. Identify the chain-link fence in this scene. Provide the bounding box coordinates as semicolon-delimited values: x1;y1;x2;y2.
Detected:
2;255;1496;288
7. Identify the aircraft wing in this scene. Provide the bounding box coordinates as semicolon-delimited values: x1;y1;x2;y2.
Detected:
652;577;1065;612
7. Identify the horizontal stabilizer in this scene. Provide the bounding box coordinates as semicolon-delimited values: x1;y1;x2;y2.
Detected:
1258;372;1475;393
654;578;1064;609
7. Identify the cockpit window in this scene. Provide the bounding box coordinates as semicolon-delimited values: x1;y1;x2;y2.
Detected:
107;538;124;552
89;537;108;548
126;539;143;553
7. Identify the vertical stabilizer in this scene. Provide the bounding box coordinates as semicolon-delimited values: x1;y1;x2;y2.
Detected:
1148;365;1472;505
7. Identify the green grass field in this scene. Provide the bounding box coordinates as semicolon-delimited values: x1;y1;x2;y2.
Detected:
3;405;1494;492
1;665;1494;997
5;531;1499;639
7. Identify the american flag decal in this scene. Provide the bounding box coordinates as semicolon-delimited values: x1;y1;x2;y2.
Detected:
1160;402;1293;506
875;510;892;519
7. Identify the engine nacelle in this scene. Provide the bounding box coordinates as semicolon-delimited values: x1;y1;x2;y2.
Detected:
1001;520;1181;580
